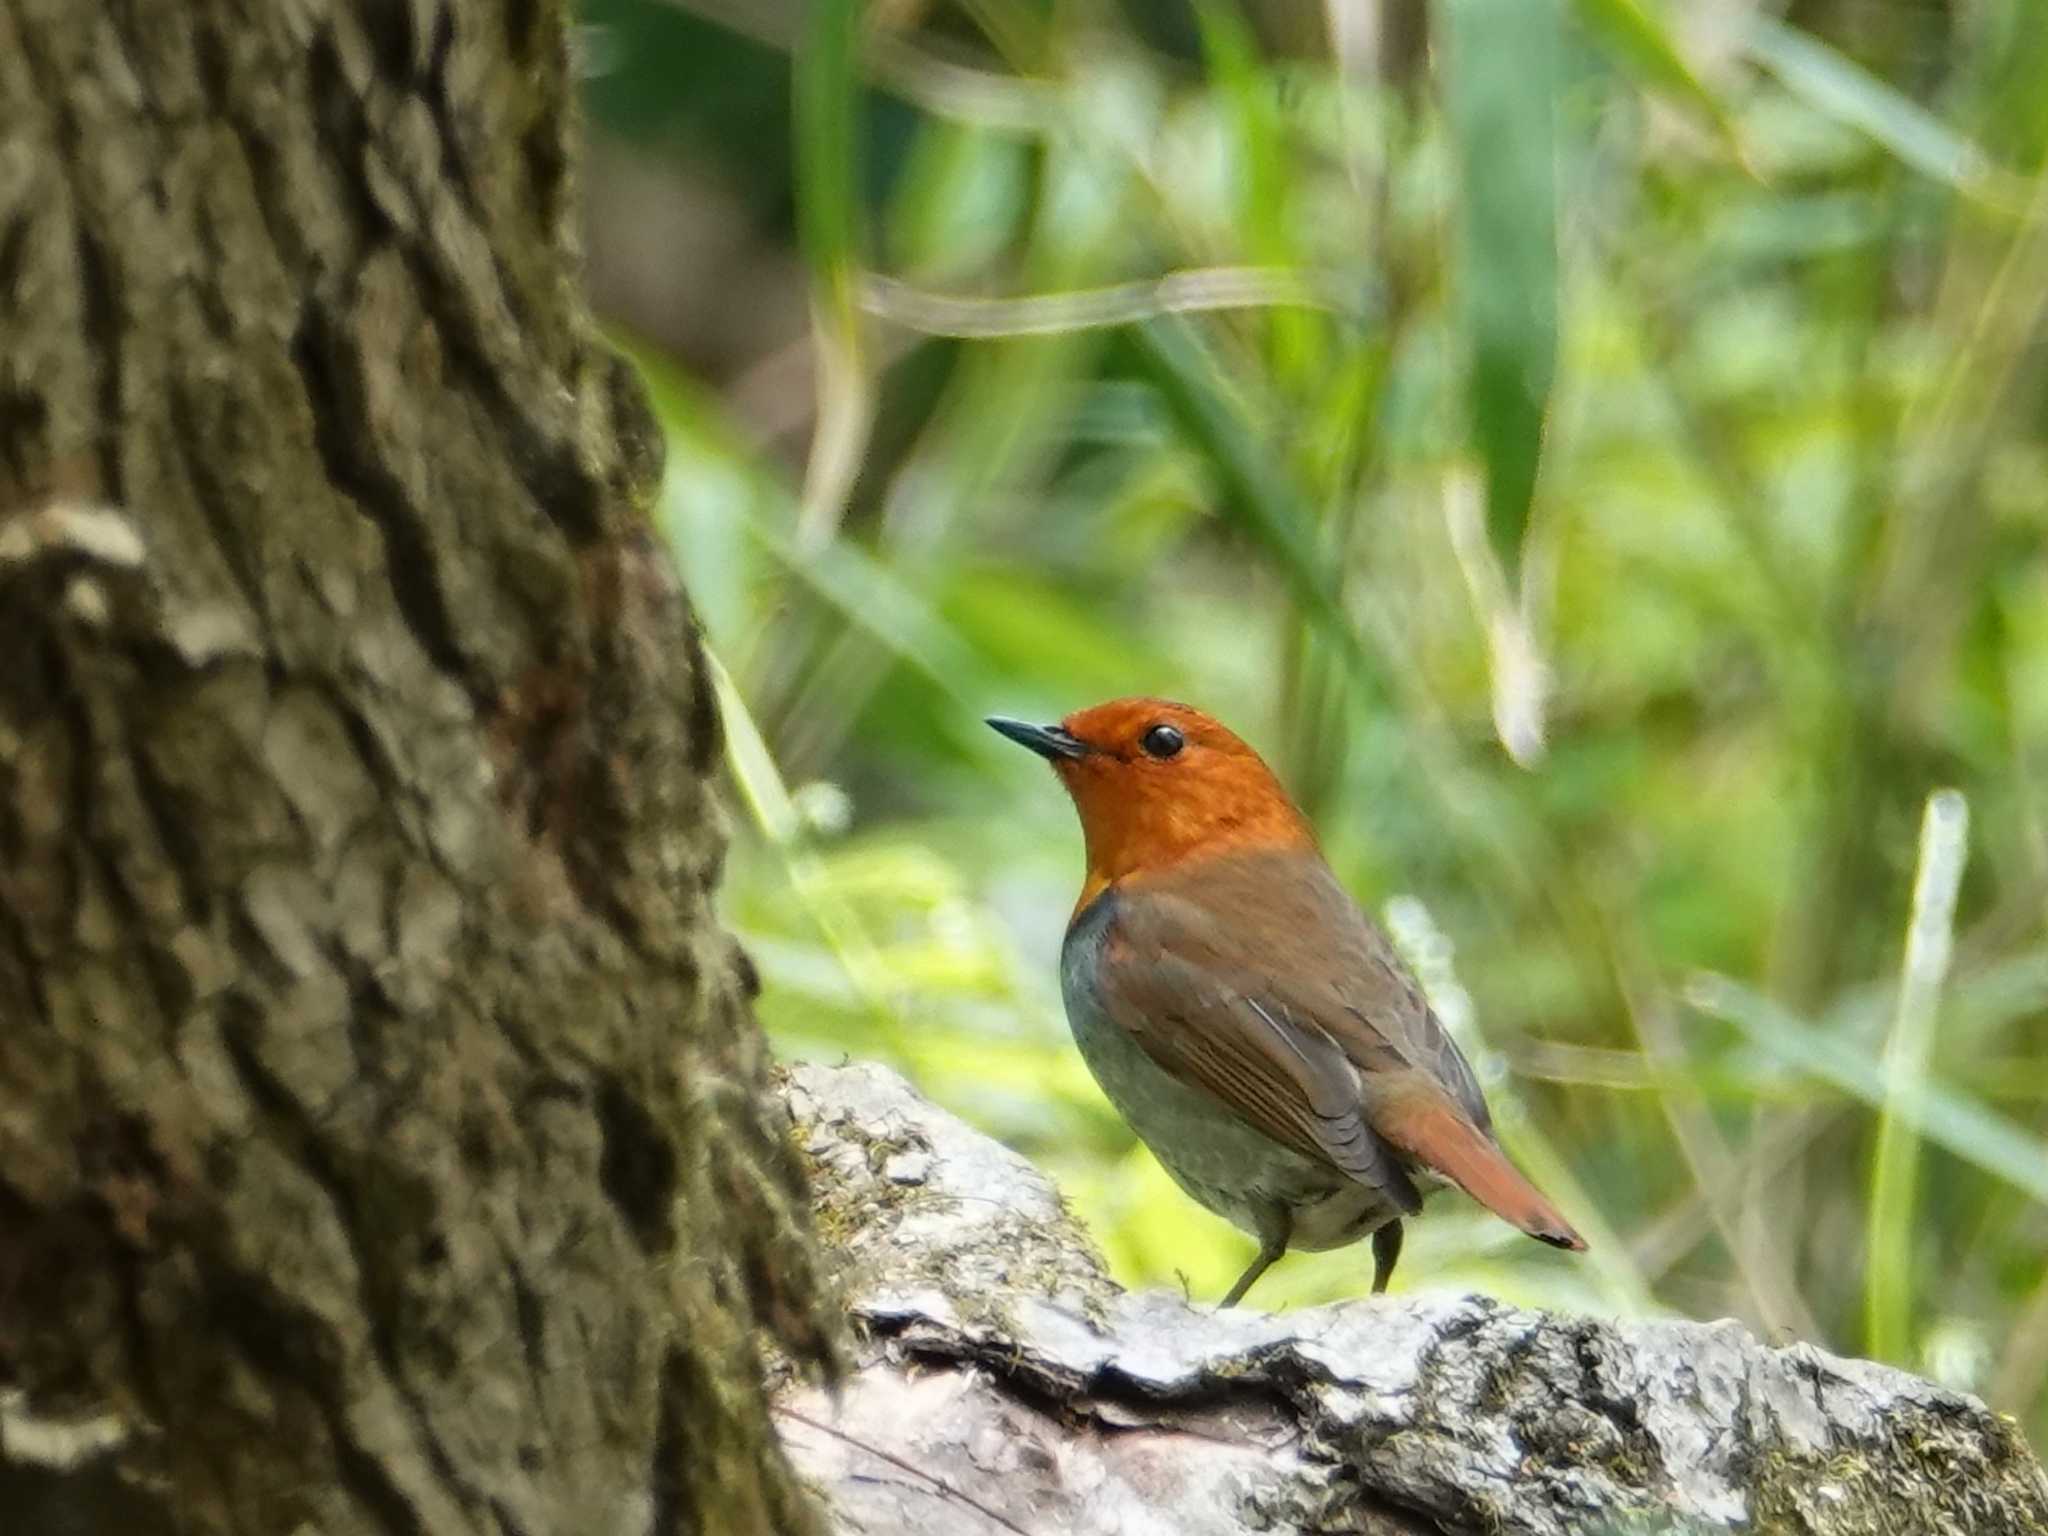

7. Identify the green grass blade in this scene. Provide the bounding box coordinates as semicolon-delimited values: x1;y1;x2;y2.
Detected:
705;647;805;845
1745;17;2002;197
705;649;903;1020
1129;317;1395;705
1441;0;1561;586
1572;0;1744;157
795;0;863;315
1195;0;1321;382
861;267;1344;338
1866;789;1970;1364
1686;973;2048;1210
795;0;872;544
742;517;987;709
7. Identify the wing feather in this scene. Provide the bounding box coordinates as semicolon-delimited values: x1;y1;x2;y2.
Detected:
1075;851;1582;1250
1091;894;1418;1208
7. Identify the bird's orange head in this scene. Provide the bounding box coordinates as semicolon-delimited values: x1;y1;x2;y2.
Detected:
988;698;1316;914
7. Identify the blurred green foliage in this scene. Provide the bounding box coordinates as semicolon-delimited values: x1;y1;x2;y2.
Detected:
581;0;2048;1447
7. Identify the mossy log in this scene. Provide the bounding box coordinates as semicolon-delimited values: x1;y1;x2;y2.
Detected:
779;1062;2048;1536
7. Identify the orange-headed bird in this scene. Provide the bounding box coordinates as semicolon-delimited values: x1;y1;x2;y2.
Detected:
989;697;1585;1306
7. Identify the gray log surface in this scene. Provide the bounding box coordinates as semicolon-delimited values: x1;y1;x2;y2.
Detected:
777;1061;2048;1536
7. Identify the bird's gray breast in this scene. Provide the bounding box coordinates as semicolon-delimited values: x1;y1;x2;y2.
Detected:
1060;889;1388;1247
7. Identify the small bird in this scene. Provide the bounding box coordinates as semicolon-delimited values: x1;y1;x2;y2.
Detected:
989;697;1585;1306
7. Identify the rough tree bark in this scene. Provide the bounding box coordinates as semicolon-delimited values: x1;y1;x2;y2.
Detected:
0;3;834;1532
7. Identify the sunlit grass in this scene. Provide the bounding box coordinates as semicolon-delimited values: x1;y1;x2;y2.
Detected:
589;0;2048;1451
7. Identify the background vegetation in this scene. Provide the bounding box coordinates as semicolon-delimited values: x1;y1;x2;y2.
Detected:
577;0;2048;1448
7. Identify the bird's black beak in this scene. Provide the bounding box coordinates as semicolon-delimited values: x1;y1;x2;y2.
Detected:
986;716;1090;762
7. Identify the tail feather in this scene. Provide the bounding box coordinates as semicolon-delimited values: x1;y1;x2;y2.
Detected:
1377;1094;1586;1251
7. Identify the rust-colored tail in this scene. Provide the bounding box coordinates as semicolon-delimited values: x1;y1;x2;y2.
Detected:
1378;1094;1586;1251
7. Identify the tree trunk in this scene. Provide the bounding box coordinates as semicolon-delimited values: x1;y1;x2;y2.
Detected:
0;4;834;1533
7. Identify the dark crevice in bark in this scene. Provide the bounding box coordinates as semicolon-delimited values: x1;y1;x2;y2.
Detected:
7;0;117;506
0;905;42;1022
486;1495;534;1536
86;834;188;1024
405;279;600;544
188;204;243;341
206;1259;343;1401
72;232;125;504
359;0;425;81
502;1245;545;1379
215;1003;482;1523
193;18;309;279
168;384;269;621
519;121;568;271
217;1004;362;1234
682;628;722;780
0;217;30;321
191;12;231;107
327;1409;428;1536
603;354;665;509
291;308;479;697
0;1458;179;1536
320;679;404;801
47;640;99;929
423;6;478;214
595;1070;679;1254
504;0;540;63
0;392;49;488
305;30;395;247
648;1347;689;1536
113;1243;167;1424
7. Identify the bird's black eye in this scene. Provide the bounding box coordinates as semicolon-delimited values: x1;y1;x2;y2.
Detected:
1140;723;1185;760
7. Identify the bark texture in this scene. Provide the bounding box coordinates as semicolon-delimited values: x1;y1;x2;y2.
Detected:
0;3;833;1532
779;1061;2048;1536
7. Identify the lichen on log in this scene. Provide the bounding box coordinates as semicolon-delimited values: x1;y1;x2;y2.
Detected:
778;1061;2048;1536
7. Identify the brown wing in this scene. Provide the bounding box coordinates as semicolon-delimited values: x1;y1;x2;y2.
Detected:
1094;852;1584;1250
1085;888;1421;1211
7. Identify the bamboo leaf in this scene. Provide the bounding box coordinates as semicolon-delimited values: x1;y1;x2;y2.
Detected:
1129;318;1393;703
1572;0;1743;155
795;0;873;544
1688;973;2048;1209
1441;0;1561;586
1866;790;1969;1364
1746;17;1999;196
795;0;865;314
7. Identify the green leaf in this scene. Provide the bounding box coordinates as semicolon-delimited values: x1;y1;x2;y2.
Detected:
1745;17;1997;195
795;0;865;315
1194;0;1319;379
741;518;987;709
1572;0;1742;155
1691;973;2048;1209
1130;318;1394;704
1441;0;1561;585
1865;790;1969;1365
794;0;874;542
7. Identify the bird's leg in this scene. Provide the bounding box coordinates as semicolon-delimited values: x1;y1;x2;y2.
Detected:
1219;1209;1291;1308
1371;1219;1404;1294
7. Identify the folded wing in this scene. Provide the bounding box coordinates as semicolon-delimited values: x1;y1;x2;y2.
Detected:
1086;853;1584;1251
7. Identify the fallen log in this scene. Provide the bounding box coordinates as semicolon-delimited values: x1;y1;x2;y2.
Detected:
777;1061;2048;1536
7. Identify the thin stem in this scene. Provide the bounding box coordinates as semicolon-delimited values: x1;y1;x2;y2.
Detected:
1865;788;1970;1363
